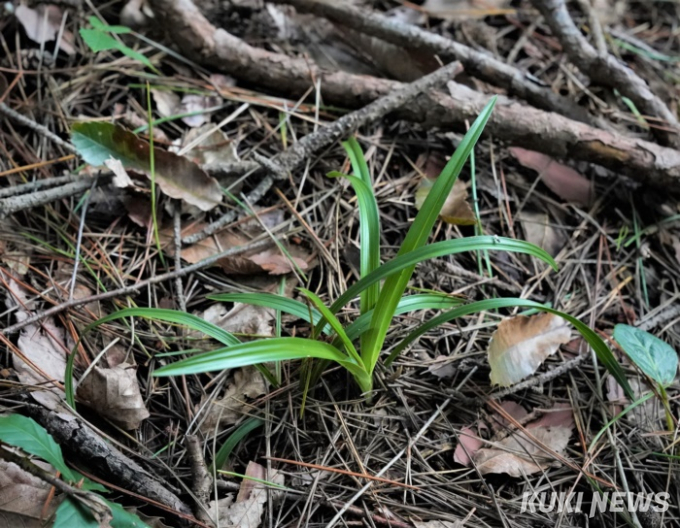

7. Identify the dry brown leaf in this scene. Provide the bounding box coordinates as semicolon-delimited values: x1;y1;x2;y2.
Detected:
14;5;75;54
474;424;572;477
179;94;221;128
189;303;274;350
518;211;567;257
151;89;181;119
77;362;150;430
423;0;513;18
415;178;476;226
218;461;284;528
488;313;571;387
170;223;310;276
453;426;483;466
5;277;72;410
0;459;57;527
427;355;457;379
104;157;134;189
199;367;268;434
0;238;31;277
509;147;593;206
180;124;240;169
489;401;528;433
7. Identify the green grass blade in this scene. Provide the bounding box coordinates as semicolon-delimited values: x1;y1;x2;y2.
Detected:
328;171;380;314
361;98;496;371
327;236;556;318
344;293;464;342
588;392;654;453
153;338;353;376
343;137;371;186
298;288;364;368
212;417;264;471
384;298;634;400
208;293;328;333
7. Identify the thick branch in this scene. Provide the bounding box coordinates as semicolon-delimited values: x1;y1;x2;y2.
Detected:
531;0;679;146
148;0;680;189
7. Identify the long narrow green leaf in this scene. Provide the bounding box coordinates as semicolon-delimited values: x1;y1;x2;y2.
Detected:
298;288;364;367
208;293;328;333
344;293;464;342
153;338;354;376
362;97;497;372
326;236;556;319
328;172;381;315
212;418;264;471
384;298;634;400
343;137;371;186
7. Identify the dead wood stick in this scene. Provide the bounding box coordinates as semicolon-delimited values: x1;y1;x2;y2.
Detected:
269;0;598;127
149;0;680;190
530;0;679;147
21;404;193;519
182;59;465;245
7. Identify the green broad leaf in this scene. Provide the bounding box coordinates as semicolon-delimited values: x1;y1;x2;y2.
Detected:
327;172;380;316
213;418;264;471
614;324;678;387
208;293;328;333
360;98;496;372
344;293;464;342
107;500;152;528
54;498;99;528
385;298;634;400
71;122;222;211
88;16;131;34
0;414;76;483
298;288;364;367
327;236;556;319
153;338;355;377
79;29;120;52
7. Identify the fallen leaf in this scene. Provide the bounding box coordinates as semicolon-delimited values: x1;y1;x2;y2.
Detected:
474;424;572;476
180;124;240;169
104;157;134;188
518;211;566;257
453;426;483;466
0;459;58;527
199;367;268;434
489;401;528;432
488;313;571;387
71;122;223;211
414;521;464;528
189;303;274;349
77;362;150;430
15;5;75;54
427;355;457;379
423;0;513;18
527;404;574;429
151;89;180;119
0;237;31;277
416;178;476;225
218;461;284;528
509;147;593;206
179;94;221;128
5;277;72;410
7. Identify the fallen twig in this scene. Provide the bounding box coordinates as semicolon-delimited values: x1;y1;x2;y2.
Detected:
0;102;78;154
149;0;680;189
270;0;598;127
531;0;679;146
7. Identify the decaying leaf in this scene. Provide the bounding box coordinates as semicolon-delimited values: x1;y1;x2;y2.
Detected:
453;426;483;466
179;94;221;128
169;223;310;276
71;122;223;211
488;313;571;387
416;178;476;225
207;462;284;528
5;277;72;410
414;521;464;528
0;236;31;277
188;303;274;350
104;157;134;189
474;423;572;477
179;124;240;171
77;362;150;430
15;5;75;54
510;147;593;206
518;211;567;257
0;459;58;527
151;89;181;119
488;401;528;433
199;367;268;434
423;0;513;18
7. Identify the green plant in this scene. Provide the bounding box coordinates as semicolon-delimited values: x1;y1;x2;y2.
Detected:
70;98;633;400
613;324;678;431
0;414;149;527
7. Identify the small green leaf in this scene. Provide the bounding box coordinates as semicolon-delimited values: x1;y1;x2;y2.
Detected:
79;29;119;52
614;324;678;387
88;16;131;34
107;500;152;528
0;415;76;482
54;498;99;528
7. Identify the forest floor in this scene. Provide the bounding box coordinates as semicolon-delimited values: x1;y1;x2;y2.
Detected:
2;1;680;527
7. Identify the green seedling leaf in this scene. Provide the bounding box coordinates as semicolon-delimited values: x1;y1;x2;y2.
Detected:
0;414;76;483
107;500;152;528
614;324;678;387
54;498;99;528
88;16;131;34
71;122;222;211
80;18;156;73
79;29;120;52
213;417;264;471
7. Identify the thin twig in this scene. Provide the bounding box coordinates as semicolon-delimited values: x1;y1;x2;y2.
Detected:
0;174;85;199
0;178;104;218
69;176;98;301
0;102;78;154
